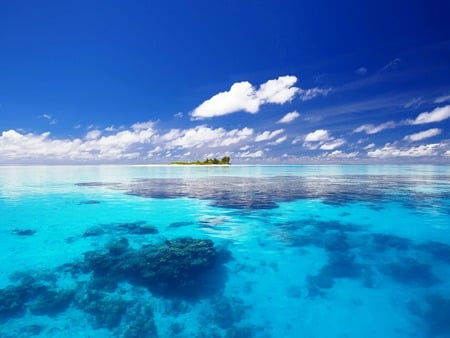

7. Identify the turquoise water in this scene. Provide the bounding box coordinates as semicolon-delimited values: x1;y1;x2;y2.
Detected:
0;165;449;337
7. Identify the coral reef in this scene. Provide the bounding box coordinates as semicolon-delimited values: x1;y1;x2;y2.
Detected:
11;229;36;236
82;237;229;298
29;289;75;315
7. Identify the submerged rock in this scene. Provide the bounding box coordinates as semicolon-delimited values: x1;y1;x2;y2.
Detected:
116;221;159;234
210;295;249;329
122;304;158;338
409;294;450;338
0;286;29;318
76;291;129;329
78;200;101;205
11;229;36;236
83;226;106;237
82;237;230;298
29;289;75;315
168;221;195;228
381;258;439;287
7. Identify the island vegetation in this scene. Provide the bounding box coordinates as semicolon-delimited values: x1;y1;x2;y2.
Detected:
170;156;231;165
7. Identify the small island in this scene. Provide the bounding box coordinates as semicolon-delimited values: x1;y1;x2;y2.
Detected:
170;156;231;165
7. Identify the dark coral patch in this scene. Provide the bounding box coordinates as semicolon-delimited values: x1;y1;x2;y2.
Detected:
115;221;159;234
75;291;129;329
381;258;439;287
371;233;411;252
12;229;36;236
417;241;450;265
78;200;101;205
29;289;75;316
82;237;230;299
409;294;450;338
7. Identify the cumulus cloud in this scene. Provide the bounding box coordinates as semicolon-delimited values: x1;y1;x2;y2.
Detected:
255;129;284;142
302;129;346;151
353;121;397;134
403;128;442;142
237;150;264;158
304;129;331;142
319;139;346;150
0;121;156;162
163;125;253;148
407;105;450;125
277;111;300;124
191;76;299;120
256;76;300;104
271;136;287;145
322;150;359;159
85;130;102;140
367;143;445;158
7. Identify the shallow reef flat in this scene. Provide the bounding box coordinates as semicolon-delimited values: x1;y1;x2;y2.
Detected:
0;165;449;337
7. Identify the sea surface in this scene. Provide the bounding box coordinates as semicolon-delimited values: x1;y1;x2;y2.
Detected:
0;165;449;338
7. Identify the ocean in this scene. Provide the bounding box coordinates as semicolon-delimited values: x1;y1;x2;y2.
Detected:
0;165;449;337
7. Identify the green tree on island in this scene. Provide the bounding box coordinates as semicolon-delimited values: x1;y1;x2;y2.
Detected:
171;156;231;165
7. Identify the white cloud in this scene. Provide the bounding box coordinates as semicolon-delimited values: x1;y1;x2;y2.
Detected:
256;76;299;104
407;105;450;125
322;150;359;159
403;97;424;109
298;87;332;101
319;138;346;150
304;129;331;142
255;129;284;142
277;111;300;124
403;128;442;142
353;121;397;134
132;121;154;130
368;143;444;158
434;94;450;104
40;114;56;125
174;112;183;118
302;129;346;151
237;150;264;158
0;121;156;162
363;143;375;150
85;130;102;140
191;76;299;120
272;136;287;144
164;125;253;148
105;125;118;132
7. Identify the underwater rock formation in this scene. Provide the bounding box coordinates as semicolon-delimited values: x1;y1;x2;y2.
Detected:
381;257;439;287
83;237;230;298
29;289;75;315
75;290;129;329
210;295;249;330
115;221;159;234
78;200;101;205
11;229;36;236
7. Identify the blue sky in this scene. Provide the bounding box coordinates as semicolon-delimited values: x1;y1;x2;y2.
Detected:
1;0;449;164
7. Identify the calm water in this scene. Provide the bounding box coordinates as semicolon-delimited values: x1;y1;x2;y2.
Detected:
0;165;449;337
